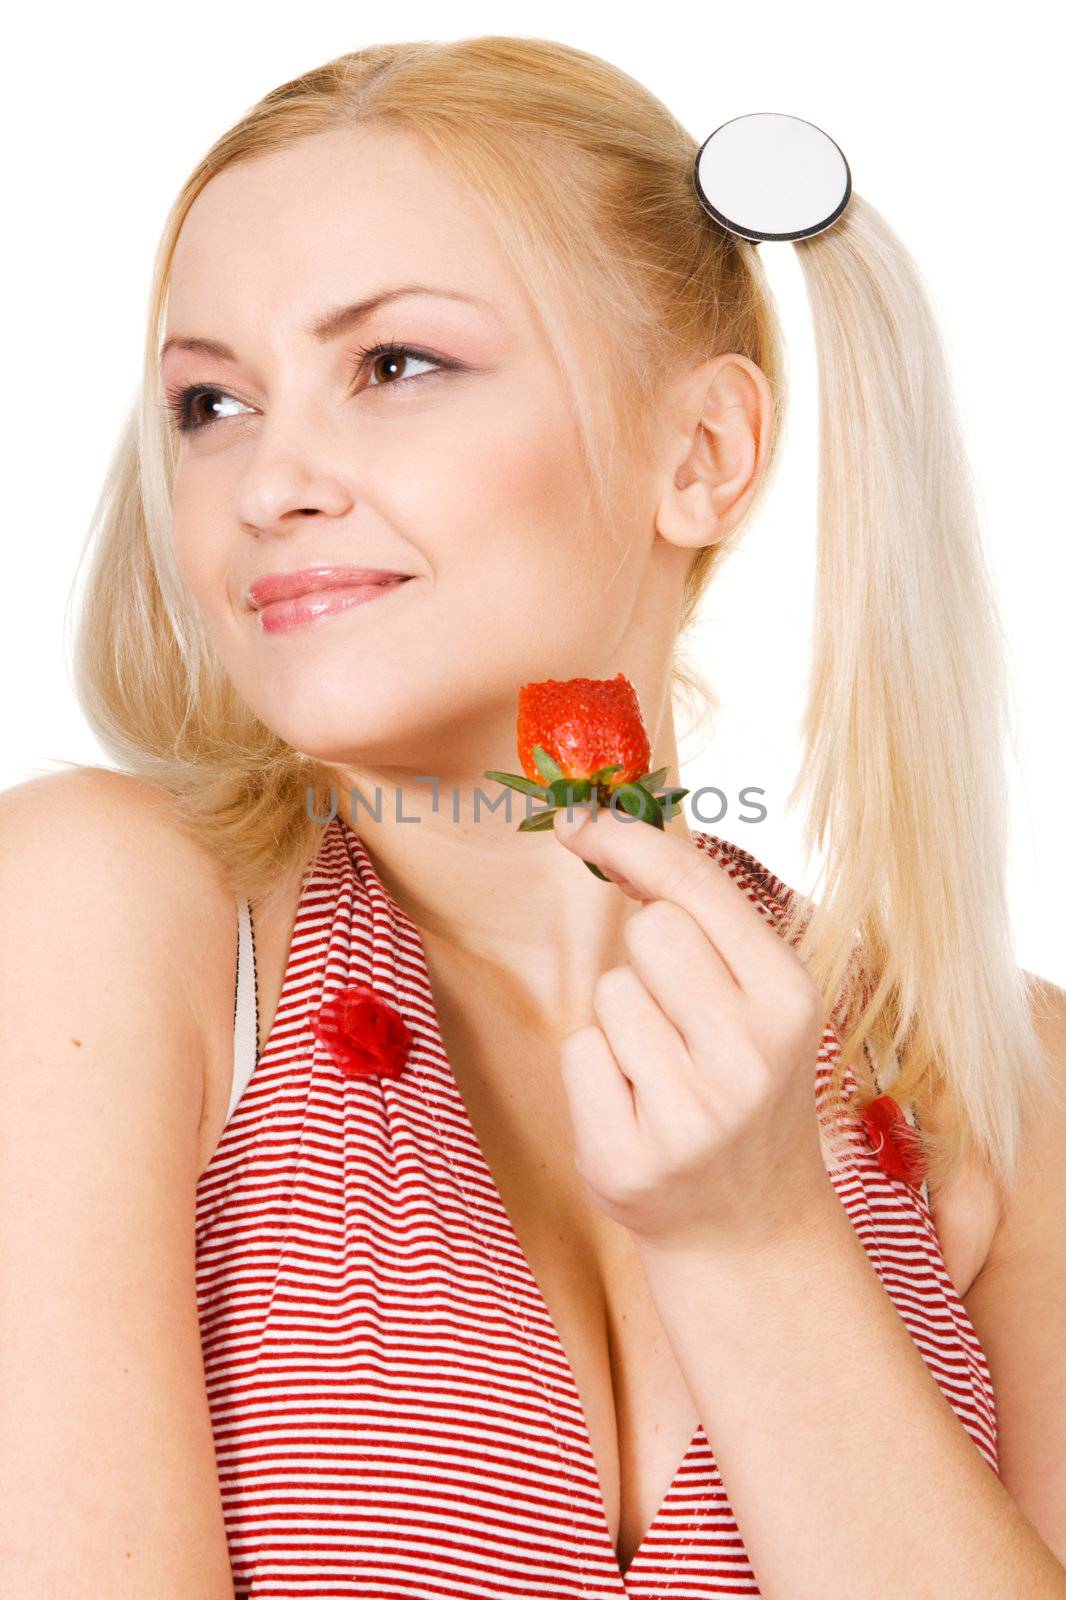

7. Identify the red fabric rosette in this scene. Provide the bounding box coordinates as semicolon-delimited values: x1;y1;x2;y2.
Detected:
307;983;414;1080
859;1092;927;1190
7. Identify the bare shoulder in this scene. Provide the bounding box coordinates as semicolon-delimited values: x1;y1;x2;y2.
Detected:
0;766;237;1588
923;971;1066;1196
0;763;233;901
0;762;236;945
1023;967;1066;1065
0;767;238;1136
919;969;1066;1297
986;968;1066;1250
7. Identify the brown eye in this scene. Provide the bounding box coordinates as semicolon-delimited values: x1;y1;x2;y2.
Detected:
186;390;223;427
364;346;442;389
165;384;253;434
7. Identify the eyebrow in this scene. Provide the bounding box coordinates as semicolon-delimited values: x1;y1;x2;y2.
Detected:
160;284;499;363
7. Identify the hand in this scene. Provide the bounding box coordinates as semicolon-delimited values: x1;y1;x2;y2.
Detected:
551;805;837;1258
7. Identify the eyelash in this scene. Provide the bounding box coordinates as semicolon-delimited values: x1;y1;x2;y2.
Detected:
161;340;461;435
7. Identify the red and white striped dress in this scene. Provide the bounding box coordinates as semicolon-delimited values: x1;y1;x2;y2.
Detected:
196;815;998;1598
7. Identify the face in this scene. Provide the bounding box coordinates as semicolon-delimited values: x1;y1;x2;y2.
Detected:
162;127;678;783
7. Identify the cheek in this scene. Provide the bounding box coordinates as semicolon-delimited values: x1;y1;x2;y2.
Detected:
448;412;637;639
169;469;229;617
426;380;624;584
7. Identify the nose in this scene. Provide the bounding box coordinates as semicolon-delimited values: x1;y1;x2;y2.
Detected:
235;434;356;536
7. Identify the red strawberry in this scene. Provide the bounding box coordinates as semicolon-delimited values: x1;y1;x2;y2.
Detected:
516;673;651;788
482;673;688;880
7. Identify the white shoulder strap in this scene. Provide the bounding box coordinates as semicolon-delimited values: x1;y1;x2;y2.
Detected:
227;896;259;1127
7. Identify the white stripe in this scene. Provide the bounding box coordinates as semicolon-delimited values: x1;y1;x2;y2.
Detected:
227;896;258;1127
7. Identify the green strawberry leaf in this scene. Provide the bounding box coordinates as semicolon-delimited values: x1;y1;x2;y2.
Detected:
612;783;664;828
639;766;670;791
531;745;565;783
632;782;667;830
482;770;552;799
517;809;560;832
547;777;592;807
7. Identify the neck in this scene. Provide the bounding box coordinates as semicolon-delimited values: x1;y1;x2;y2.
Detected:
326;708;693;1034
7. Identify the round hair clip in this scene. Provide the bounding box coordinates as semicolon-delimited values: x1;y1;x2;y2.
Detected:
693;111;852;243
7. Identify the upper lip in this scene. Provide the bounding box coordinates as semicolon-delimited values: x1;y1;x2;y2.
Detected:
246;564;413;610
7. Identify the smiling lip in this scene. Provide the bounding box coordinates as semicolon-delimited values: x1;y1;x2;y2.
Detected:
251;574;414;634
247;564;412;609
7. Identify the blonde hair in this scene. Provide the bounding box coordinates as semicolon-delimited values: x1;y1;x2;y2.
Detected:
63;35;1058;1201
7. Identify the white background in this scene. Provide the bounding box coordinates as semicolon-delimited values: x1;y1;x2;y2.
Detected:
3;2;1062;983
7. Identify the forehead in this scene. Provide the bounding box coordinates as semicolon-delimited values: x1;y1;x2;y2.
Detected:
167;126;524;337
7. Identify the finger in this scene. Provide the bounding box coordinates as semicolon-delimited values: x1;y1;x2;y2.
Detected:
621;899;746;1052
559;1023;640;1168
553;805;795;1001
590;965;701;1140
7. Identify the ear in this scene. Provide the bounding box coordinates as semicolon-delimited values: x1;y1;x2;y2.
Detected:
653;353;774;550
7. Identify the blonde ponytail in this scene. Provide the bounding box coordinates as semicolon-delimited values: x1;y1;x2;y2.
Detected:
780;192;1061;1197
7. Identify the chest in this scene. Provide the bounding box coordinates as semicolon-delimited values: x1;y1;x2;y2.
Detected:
425;954;1000;1559
442;1014;700;1574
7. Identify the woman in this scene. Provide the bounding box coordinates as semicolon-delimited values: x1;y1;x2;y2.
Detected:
2;34;1064;1599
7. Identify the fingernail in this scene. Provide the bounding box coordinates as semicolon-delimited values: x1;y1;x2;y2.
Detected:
554;807;590;836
